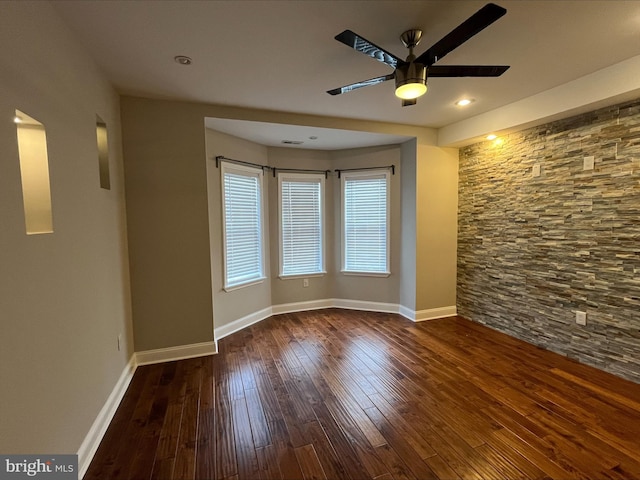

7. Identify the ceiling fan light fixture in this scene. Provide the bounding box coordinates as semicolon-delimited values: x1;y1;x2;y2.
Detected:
395;82;427;100
395;63;427;100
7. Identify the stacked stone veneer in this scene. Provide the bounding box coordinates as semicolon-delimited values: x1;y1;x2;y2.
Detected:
457;99;640;383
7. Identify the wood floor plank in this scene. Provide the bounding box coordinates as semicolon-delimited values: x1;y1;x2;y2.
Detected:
108;364;164;480
214;351;237;480
373;443;418;480
231;396;262;480
303;420;351;480
172;358;202;480
196;358;216;480
292;335;387;449
86;310;640;480
472;442;532;479
126;364;172;480
491;420;590;479
422;454;463;480
475;430;549;480
83;363;150;480
254;333;308;449
244;387;271;449
363;405;439;480
255;445;282;480
294;444;326;480
367;393;436;460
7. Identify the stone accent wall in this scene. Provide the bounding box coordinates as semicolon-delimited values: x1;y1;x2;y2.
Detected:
457;99;640;384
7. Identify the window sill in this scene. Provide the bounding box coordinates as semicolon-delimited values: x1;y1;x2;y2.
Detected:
223;277;266;292
278;272;326;280
341;270;391;278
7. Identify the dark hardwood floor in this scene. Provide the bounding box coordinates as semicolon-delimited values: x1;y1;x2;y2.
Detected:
85;309;640;480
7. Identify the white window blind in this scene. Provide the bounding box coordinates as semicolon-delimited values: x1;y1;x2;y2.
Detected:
279;173;324;276
221;163;264;289
342;171;390;275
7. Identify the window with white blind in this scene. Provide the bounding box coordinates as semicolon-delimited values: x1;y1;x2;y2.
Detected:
221;162;265;290
341;170;390;276
279;173;325;277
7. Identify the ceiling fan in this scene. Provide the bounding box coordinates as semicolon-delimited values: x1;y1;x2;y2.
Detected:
327;3;509;106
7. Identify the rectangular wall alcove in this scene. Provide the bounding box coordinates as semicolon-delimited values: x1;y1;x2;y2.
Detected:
15;109;53;235
96;115;110;190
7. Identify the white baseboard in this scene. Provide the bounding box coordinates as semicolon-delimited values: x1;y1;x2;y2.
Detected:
78;355;136;479
272;299;334;315
414;306;457;322
135;341;217;366
214;306;272;340
213;300;457;337
398;304;415;320
332;298;401;314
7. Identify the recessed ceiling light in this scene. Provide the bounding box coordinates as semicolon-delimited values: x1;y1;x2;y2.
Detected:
455;98;474;107
486;134;497;140
174;55;192;65
13;116;22;124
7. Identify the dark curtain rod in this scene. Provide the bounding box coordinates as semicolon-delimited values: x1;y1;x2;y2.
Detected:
272;167;331;178
216;156;394;178
335;165;395;178
215;155;269;171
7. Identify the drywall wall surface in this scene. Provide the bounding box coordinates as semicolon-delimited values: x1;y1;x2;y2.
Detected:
399;139;418;312
267;147;334;305
0;1;133;454
458;98;640;383
122;95;431;346
330;145;402;304
205;128;272;328
121;97;214;351
415;145;459;311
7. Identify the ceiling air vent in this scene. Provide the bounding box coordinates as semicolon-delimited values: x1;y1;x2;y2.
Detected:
281;140;304;145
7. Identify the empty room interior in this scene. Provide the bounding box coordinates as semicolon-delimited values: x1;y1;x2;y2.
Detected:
2;1;640;479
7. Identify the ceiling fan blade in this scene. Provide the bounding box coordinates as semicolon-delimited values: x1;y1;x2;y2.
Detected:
335;30;402;69
416;3;507;66
327;73;395;96
428;65;509;77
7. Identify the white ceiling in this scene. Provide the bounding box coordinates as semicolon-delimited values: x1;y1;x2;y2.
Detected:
204;118;412;151
52;0;640;147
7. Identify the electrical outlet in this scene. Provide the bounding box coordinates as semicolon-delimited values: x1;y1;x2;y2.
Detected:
303;278;309;288
117;334;122;351
575;311;587;326
583;156;594;170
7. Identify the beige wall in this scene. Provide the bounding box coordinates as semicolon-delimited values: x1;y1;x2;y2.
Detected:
330;145;403;304
400;139;418;311
416;145;459;311
121;94;458;348
205;128;272;327
205;131;407;324
0;1;133;455
267;147;334;305
121;99;215;351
